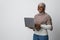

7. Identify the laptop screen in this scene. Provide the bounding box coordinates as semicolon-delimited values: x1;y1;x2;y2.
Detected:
24;17;34;28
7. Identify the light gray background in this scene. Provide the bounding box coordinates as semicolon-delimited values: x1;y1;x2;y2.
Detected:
0;0;60;40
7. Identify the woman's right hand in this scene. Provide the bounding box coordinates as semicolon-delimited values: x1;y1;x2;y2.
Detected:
35;24;41;31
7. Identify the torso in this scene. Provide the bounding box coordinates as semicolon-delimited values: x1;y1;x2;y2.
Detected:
34;13;49;36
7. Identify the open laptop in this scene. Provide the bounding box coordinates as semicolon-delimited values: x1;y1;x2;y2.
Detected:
24;17;34;28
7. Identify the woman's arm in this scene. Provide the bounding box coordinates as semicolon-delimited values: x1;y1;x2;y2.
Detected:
41;16;53;31
41;24;53;31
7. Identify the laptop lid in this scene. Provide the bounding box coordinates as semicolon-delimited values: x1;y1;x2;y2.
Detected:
24;17;34;28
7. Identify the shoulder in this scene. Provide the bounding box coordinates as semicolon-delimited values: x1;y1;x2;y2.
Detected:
45;13;51;19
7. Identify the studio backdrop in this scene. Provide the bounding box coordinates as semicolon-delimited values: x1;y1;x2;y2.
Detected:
0;0;60;40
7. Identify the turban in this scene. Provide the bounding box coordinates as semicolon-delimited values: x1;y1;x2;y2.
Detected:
38;3;46;8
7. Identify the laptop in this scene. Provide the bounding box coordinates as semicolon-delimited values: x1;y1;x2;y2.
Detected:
24;17;34;28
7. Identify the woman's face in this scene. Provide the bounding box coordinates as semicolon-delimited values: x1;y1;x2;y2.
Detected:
38;6;45;13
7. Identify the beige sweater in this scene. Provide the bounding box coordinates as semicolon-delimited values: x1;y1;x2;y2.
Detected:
34;12;52;35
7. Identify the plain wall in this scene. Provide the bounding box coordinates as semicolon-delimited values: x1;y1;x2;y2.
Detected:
0;0;60;40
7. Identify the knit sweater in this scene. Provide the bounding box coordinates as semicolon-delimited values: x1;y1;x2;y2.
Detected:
34;12;52;35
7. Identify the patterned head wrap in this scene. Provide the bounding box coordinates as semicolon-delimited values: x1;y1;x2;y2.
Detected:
38;3;46;8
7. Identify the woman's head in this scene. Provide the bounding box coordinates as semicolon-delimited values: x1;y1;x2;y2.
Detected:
37;3;46;13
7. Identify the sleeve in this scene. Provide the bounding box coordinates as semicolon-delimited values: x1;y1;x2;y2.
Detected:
41;15;53;31
33;15;37;31
46;15;52;25
41;24;52;30
34;15;37;24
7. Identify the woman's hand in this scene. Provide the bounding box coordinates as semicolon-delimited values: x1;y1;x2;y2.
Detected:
35;24;41;31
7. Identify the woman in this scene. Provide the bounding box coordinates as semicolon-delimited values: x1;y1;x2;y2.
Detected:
33;3;53;40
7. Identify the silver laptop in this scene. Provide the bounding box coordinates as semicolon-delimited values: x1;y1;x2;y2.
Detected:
24;17;34;28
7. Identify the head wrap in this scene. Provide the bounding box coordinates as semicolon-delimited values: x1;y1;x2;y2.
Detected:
38;3;46;8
